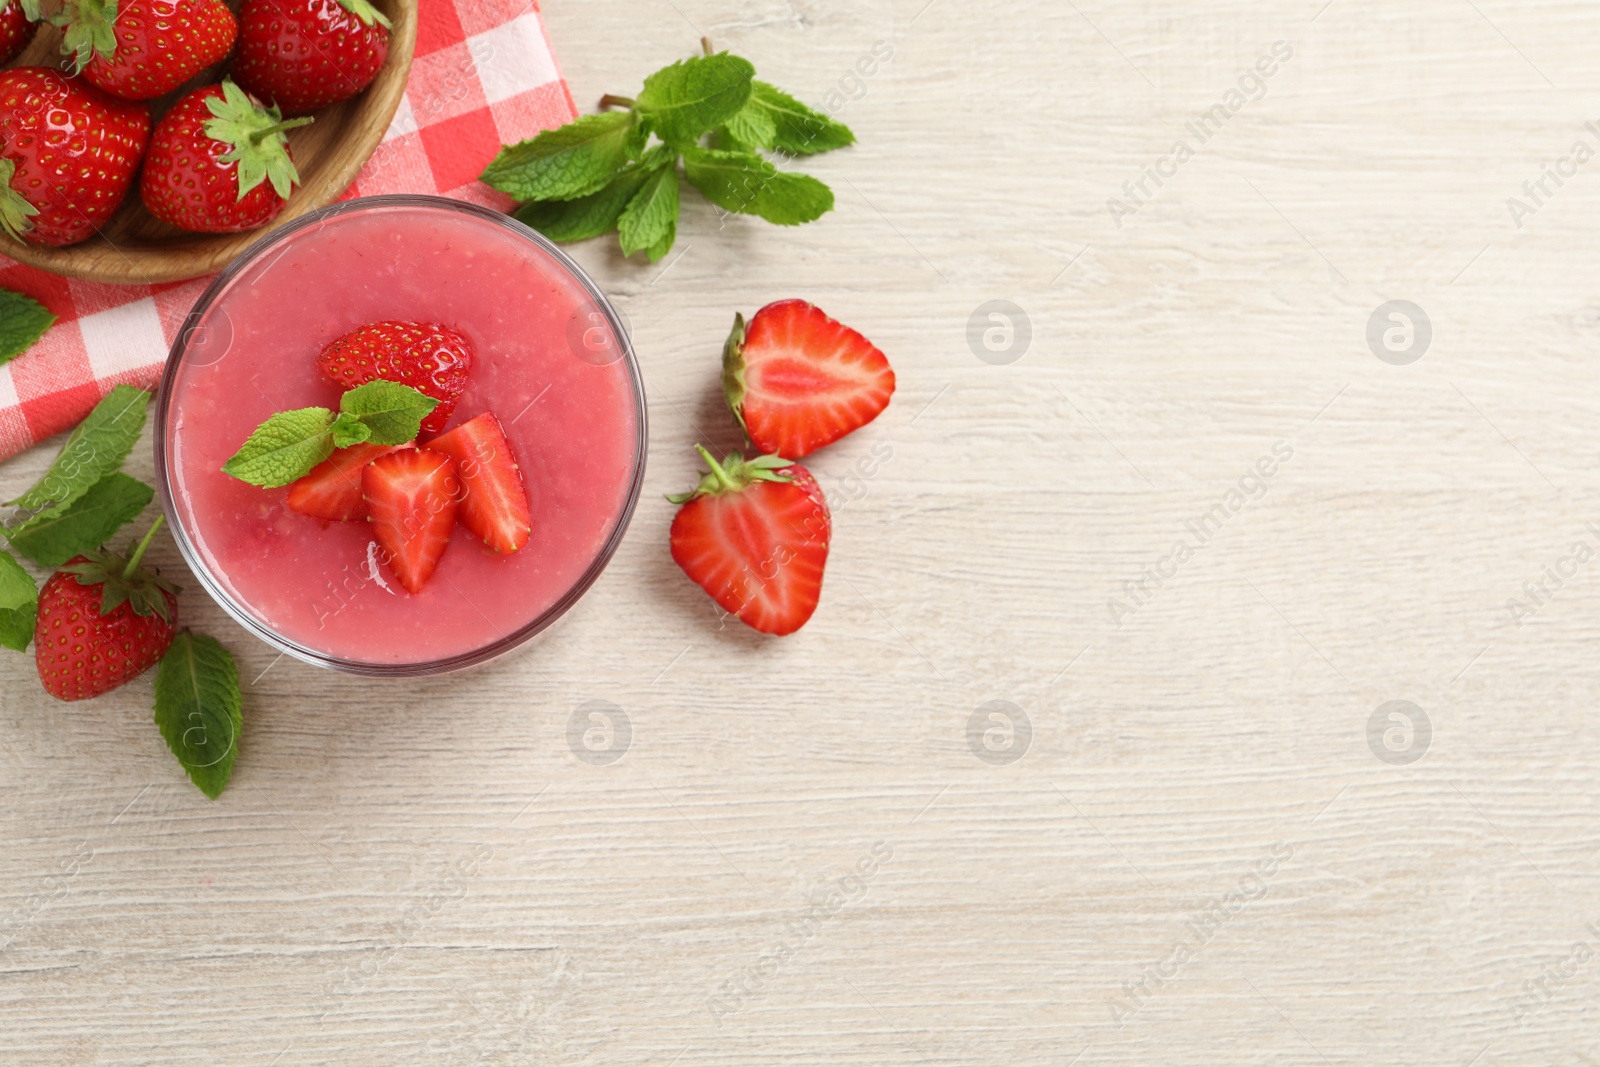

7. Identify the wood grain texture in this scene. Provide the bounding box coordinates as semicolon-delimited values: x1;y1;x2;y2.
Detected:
0;0;415;284
5;0;1600;1063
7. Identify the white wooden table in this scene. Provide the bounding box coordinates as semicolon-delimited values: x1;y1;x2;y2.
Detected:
5;1;1600;1062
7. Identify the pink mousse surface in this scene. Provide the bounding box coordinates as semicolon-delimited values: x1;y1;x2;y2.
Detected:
164;203;640;665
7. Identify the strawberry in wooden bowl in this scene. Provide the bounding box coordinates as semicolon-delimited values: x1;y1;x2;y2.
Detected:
0;66;149;246
0;0;414;282
140;81;308;233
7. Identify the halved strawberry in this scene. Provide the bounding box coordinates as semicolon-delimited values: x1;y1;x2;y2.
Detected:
723;300;895;459
361;448;460;594
285;441;402;522
424;412;531;553
668;446;830;636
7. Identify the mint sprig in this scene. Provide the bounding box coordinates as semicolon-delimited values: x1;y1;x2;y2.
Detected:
482;41;854;263
0;287;57;366
222;380;437;487
5;385;149;524
153;631;242;799
5;472;153;568
0;547;37;653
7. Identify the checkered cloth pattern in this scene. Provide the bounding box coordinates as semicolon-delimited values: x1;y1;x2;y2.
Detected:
0;0;577;464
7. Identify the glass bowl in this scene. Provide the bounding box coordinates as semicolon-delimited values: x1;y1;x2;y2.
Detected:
154;195;647;676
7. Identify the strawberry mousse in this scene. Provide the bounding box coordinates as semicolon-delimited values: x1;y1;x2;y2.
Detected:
156;196;645;673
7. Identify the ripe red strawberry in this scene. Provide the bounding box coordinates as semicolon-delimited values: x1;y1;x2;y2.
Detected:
140;81;310;234
318;321;474;436
34;522;179;702
668;447;830;636
424;413;531;554
362;448;461;594
55;0;237;101
0;0;39;66
724;300;895;459
232;0;391;117
286;441;402;522
0;67;150;247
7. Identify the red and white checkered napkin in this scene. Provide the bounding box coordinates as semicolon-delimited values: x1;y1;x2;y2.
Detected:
0;0;577;464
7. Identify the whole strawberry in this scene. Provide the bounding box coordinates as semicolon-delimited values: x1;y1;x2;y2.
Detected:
141;81;310;234
54;0;237;101
669;447;831;636
0;67;150;247
232;0;390;116
35;521;179;702
0;0;39;66
318;321;475;436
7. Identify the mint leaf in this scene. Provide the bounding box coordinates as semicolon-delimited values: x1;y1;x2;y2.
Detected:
480;111;644;202
338;380;437;445
221;407;336;488
748;81;855;155
721;92;779;152
6;385;149;521
153;631;242;800
0;548;36;653
618;160;680;261
329;412;371;449
5;473;153;568
515;166;651;242
645;227;675;262
0;287;56;365
682;147;834;225
635;53;755;146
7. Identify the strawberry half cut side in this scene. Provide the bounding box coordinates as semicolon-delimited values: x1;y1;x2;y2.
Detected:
286;441;404;522
362;447;461;594
723;299;895;460
668;446;830;636
424;412;531;554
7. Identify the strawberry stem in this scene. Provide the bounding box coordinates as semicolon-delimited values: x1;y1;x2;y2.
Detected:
694;445;736;492
249;116;314;146
123;516;164;578
599;94;636;110
701;36;714;56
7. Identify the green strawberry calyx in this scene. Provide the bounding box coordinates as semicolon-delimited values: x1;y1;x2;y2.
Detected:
666;445;793;504
0;158;38;241
204;81;314;202
720;311;749;434
337;0;392;30
59;516;179;621
54;0;120;73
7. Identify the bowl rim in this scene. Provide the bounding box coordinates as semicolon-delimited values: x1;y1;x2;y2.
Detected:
153;193;649;677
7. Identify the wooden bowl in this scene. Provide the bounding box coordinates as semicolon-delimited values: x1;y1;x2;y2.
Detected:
0;0;415;285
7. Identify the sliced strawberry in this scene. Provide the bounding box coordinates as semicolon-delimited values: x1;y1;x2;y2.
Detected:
724;300;895;459
668;447;830;636
361;448;461;594
424;412;531;553
285;441;402;522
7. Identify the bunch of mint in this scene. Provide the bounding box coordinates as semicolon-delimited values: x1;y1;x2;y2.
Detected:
480;42;856;263
0;386;244;799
